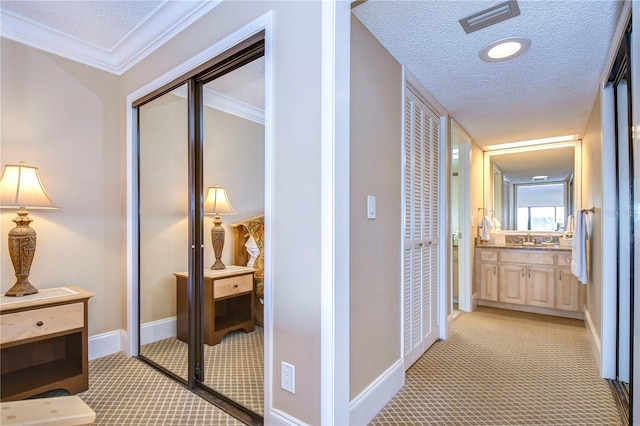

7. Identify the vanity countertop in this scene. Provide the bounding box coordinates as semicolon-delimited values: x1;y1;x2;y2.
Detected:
477;243;572;251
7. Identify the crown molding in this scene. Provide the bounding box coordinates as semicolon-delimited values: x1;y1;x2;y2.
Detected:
171;86;265;125
0;1;221;75
203;88;265;125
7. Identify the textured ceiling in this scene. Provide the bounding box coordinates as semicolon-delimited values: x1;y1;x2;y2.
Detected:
1;1;162;49
205;57;265;111
0;0;220;73
352;0;624;148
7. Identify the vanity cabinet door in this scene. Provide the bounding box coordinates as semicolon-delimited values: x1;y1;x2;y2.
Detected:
555;268;581;312
479;263;498;301
527;266;555;308
499;264;527;304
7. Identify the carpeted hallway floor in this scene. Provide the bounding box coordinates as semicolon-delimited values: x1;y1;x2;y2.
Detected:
77;306;623;425
370;306;623;425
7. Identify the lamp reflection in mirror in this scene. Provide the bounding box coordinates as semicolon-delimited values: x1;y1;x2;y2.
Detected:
0;162;59;296
204;185;234;270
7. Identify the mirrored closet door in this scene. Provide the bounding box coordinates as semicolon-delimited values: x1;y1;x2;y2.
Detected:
136;35;265;422
138;82;190;383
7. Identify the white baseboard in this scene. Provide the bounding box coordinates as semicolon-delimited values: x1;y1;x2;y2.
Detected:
269;409;309;426
88;330;124;360
349;359;404;426
140;317;177;345
88;317;176;361
584;308;603;376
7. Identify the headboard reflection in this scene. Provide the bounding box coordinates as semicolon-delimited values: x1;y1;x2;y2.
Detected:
230;214;265;326
230;214;263;268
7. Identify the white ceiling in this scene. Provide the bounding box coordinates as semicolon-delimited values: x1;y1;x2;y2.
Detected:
0;0;625;177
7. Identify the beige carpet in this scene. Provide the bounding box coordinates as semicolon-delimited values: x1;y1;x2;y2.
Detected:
78;353;244;425
75;307;621;425
370;306;623;425
140;326;264;415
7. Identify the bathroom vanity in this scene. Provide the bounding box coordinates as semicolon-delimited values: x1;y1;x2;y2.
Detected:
475;244;584;319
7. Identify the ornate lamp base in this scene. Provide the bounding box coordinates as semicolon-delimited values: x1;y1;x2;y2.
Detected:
211;215;226;270
5;209;39;297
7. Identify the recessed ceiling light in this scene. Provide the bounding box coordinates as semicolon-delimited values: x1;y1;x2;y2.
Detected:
532;175;548;181
480;37;531;62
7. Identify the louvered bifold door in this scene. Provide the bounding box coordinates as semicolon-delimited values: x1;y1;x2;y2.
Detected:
425;107;440;344
403;87;440;369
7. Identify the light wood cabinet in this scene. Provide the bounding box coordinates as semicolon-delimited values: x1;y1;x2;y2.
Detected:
0;287;93;401
499;264;527;305
527;266;556;308
475;247;583;318
479;263;499;301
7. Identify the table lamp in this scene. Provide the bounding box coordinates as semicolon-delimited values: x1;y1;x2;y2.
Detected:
204;185;234;270
0;162;59;296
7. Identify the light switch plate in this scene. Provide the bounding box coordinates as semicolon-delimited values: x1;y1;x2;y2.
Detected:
281;362;295;394
367;195;376;219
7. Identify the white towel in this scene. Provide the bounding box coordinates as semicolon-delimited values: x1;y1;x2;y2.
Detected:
245;235;260;268
566;215;575;233
479;215;493;241
491;217;502;231
571;210;588;284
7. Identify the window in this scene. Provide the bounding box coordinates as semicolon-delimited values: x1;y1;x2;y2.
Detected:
515;183;565;231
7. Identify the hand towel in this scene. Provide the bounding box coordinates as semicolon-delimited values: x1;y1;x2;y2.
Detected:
571;210;588;284
565;215;575;233
492;217;502;231
479;215;493;241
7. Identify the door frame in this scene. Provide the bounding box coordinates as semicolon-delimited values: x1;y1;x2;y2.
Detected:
451;121;472;313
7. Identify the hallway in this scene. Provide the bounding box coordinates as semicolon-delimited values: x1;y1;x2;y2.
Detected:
370;306;622;425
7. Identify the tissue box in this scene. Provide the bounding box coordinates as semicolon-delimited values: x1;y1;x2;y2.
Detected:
559;237;572;247
489;232;505;245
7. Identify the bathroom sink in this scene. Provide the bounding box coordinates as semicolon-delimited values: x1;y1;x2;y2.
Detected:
521;242;535;246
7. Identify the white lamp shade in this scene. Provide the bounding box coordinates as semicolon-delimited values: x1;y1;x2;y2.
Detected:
0;163;59;209
204;186;234;215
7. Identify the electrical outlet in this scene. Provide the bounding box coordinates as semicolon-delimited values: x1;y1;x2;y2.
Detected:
281;361;295;394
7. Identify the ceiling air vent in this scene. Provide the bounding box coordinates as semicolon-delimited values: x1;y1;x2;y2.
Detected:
459;0;521;34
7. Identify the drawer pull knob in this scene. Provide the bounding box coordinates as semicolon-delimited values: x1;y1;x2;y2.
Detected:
565;258;571;263
36;321;44;327
233;284;239;289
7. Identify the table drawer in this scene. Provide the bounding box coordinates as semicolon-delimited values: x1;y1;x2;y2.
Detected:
480;250;497;261
500;251;554;265
1;302;84;345
214;274;253;300
557;253;573;266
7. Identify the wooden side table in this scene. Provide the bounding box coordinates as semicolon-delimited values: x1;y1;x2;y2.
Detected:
175;266;255;346
0;286;94;401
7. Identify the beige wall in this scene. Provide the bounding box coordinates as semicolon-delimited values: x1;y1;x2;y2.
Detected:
0;38;124;336
349;16;402;400
469;139;484;295
119;2;323;422
582;91;603;340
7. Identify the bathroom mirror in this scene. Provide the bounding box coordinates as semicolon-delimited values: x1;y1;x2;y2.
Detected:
483;141;581;231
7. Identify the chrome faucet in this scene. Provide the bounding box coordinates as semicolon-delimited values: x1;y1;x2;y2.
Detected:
527;232;531;242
